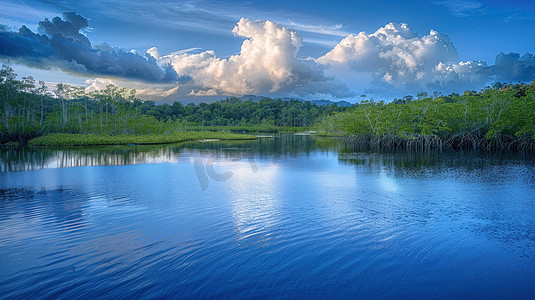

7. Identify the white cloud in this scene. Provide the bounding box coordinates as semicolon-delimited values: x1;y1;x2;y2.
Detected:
286;21;348;37
84;20;535;101
136;86;180;98
84;78;116;92
434;60;489;82
428;53;535;91
318;23;459;91
84;77;180;99
146;47;161;59
168;48;202;55
161;86;180;97
155;18;352;97
189;89;218;96
317;22;535;96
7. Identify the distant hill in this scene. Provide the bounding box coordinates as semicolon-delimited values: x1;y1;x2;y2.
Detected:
238;95;354;107
308;99;353;107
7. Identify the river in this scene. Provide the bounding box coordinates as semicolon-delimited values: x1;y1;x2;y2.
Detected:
1;134;534;298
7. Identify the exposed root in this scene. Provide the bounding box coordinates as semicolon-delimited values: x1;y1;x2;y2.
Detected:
343;133;535;153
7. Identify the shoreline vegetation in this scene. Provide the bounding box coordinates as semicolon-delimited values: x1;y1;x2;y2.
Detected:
27;132;256;147
0;64;346;146
1;64;534;152
317;83;535;152
341;133;535;152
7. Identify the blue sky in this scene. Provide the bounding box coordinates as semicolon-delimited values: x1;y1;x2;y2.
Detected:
0;0;534;102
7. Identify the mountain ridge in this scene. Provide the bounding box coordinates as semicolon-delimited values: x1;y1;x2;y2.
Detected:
238;95;354;107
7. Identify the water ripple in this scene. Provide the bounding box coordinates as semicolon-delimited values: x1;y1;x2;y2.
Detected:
1;138;535;298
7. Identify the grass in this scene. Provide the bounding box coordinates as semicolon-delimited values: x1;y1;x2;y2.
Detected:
28;132;257;147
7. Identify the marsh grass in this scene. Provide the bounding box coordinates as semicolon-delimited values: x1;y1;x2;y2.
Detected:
28;132;256;147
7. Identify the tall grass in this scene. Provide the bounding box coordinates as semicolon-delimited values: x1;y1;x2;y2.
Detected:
28;132;256;147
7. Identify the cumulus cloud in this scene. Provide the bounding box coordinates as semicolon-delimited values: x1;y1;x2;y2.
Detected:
84;78;116;92
493;52;535;81
85;77;180;99
318;23;458;89
428;52;535;91
429;60;489;91
137;86;180;98
154;18;352;97
0;12;180;83
2;13;533;101
1;14;350;98
189;89;218;96
161;86;180;97
319;23;535;95
146;47;161;60
38;12;91;46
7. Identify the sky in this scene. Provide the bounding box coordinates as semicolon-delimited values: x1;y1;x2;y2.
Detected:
0;0;534;103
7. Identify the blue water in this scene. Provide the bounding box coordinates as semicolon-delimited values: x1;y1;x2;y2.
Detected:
1;135;534;299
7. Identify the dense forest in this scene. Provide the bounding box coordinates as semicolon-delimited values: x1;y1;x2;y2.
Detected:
2;64;535;151
316;82;535;151
0;65;347;144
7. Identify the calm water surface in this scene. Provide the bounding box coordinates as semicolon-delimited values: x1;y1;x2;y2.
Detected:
1;135;534;299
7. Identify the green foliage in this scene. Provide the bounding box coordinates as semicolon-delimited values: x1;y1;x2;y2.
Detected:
28;132;256;146
3;63;534;151
316;83;535;151
0;65;348;144
1;141;19;147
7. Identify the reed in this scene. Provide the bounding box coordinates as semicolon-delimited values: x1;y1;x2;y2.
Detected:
28;132;256;147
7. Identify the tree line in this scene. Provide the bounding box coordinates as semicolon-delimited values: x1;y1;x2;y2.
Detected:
3;63;534;151
0;65;348;144
317;82;535;151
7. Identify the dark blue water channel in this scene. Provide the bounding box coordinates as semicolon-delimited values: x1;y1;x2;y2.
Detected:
1;134;534;299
